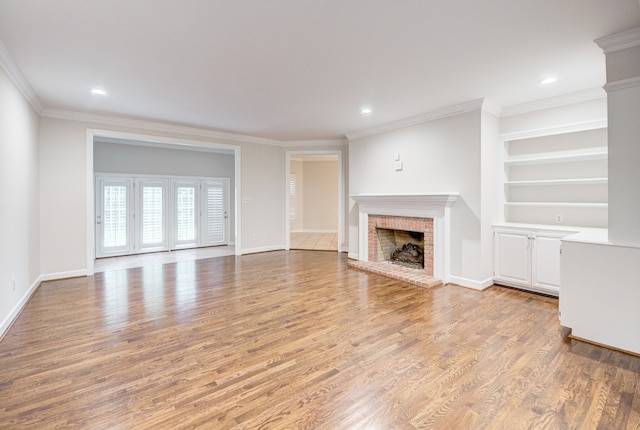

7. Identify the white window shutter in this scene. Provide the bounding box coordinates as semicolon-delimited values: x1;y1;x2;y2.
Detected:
203;181;225;245
176;184;197;243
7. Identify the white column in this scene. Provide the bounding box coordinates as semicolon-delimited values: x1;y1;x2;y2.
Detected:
596;28;640;245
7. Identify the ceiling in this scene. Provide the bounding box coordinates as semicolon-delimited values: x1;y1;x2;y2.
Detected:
1;1;639;141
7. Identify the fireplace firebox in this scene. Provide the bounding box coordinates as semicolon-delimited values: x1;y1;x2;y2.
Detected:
368;214;434;276
375;228;425;269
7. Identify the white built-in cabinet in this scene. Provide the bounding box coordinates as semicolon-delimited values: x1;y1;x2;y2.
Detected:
493;226;575;296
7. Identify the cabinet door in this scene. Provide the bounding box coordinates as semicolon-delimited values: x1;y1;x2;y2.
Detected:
532;235;561;294
494;230;531;287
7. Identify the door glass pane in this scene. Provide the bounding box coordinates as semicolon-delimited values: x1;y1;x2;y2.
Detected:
142;186;163;244
176;186;196;241
103;185;128;248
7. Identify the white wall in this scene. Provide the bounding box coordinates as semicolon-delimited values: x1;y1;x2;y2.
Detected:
38;115;287;276
302;160;338;232
480;110;502;278
500;97;607;137
0;67;40;334
240;141;285;253
39;118;90;276
349;109;492;286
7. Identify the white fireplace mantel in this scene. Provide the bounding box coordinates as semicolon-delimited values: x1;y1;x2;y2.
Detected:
351;193;459;283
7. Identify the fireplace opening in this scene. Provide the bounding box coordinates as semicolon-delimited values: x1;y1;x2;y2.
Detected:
375;228;425;270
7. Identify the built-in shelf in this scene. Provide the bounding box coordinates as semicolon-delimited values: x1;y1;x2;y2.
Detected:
502;128;608;228
504;147;608;166
505;202;608;208
505;178;608;186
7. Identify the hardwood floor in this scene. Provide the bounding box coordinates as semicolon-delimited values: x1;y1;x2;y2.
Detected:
94;245;236;273
1;251;639;429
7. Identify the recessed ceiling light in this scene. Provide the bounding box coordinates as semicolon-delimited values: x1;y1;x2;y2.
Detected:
91;88;107;96
361;107;372;116
539;77;557;85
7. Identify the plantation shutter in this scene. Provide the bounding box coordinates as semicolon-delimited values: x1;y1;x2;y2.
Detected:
103;185;128;247
175;182;198;246
138;179;167;251
202;181;226;245
289;174;297;221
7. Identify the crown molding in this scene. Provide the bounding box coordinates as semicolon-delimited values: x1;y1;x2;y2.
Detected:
0;40;44;113
41;108;285;147
345;99;485;141
501;88;606;117
603;76;640;92
595;27;640;54
43;107;348;149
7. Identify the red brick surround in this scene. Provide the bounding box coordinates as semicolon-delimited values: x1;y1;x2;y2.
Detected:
367;215;434;276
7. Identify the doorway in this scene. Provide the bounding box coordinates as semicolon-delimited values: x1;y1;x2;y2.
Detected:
86;130;242;275
286;152;342;252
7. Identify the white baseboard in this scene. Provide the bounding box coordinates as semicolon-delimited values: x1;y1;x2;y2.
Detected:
296;229;338;234
40;269;87;282
447;275;494;291
240;244;286;255
347;252;359;260
0;275;43;340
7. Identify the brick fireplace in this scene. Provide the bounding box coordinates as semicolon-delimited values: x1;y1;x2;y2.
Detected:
349;193;458;286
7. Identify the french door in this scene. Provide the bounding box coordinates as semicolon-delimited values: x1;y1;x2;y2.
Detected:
96;177;134;257
172;180;228;249
96;175;229;258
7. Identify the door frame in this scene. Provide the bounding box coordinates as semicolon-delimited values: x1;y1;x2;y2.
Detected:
86;129;242;276
284;150;344;252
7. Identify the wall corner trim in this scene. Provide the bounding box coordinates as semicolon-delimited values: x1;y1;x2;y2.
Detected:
0;40;44;113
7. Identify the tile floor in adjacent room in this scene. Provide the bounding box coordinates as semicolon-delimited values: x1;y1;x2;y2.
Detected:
290;232;338;251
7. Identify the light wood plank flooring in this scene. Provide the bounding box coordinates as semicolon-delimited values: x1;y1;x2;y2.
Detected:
290;232;338;251
1;251;639;429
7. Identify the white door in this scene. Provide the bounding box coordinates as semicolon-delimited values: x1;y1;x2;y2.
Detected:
96;177;134;257
173;180;199;249
532;235;561;293
494;230;532;287
136;179;168;253
202;180;228;246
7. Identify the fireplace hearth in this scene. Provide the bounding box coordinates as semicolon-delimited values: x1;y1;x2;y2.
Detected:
349;193;458;287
